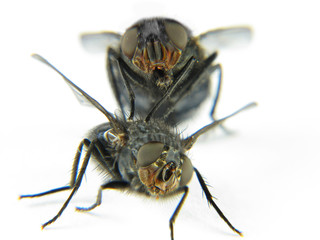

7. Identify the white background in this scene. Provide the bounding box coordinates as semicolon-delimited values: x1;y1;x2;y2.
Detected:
1;0;320;239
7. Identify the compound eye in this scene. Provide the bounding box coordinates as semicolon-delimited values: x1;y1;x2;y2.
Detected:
121;27;138;59
179;156;193;186
164;21;188;50
137;142;164;167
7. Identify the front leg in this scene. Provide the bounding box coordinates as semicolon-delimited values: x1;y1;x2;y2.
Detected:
40;139;98;229
169;186;189;240
75;181;130;212
146;52;218;121
107;49;131;119
108;49;145;120
209;63;222;120
193;167;242;236
19;139;91;199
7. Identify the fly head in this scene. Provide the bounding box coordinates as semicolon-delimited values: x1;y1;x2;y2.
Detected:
120;18;191;89
136;141;193;197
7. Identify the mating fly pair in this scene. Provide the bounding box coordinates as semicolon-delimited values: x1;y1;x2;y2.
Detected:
20;18;255;240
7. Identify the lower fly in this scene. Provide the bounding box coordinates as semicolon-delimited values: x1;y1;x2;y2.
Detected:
20;54;255;239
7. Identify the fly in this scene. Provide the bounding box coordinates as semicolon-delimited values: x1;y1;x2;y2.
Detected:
20;54;256;239
81;17;252;123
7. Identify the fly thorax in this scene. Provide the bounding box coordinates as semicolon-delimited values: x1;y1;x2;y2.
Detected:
127;120;181;151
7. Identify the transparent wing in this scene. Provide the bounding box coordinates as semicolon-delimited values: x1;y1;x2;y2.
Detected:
69;86;94;107
32;54;119;125
197;26;252;55
80;31;121;53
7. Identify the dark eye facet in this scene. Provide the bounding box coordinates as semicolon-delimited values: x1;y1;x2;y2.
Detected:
121;27;138;59
179;156;193;186
164;21;188;50
137;142;164;167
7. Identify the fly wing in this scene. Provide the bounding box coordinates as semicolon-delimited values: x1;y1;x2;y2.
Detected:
81;31;121;53
31;54;119;125
197;26;252;55
68;84;94;107
79;31;121;106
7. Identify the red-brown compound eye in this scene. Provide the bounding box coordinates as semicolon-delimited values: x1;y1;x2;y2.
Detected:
120;27;138;59
164;21;188;51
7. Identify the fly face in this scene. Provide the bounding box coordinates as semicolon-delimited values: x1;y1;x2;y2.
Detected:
136;143;189;196
120;18;190;89
137;143;183;196
20;54;255;239
81;18;252;123
138;151;193;197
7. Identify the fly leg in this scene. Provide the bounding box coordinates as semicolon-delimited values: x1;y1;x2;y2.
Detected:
40;139;99;229
20;139;97;229
75;181;130;212
209;63;222;120
107;49;127;119
145;56;197;122
108;48;143;120
208;63;232;133
19;139;90;199
193;168;243;236
145;52;218;121
169;186;189;240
